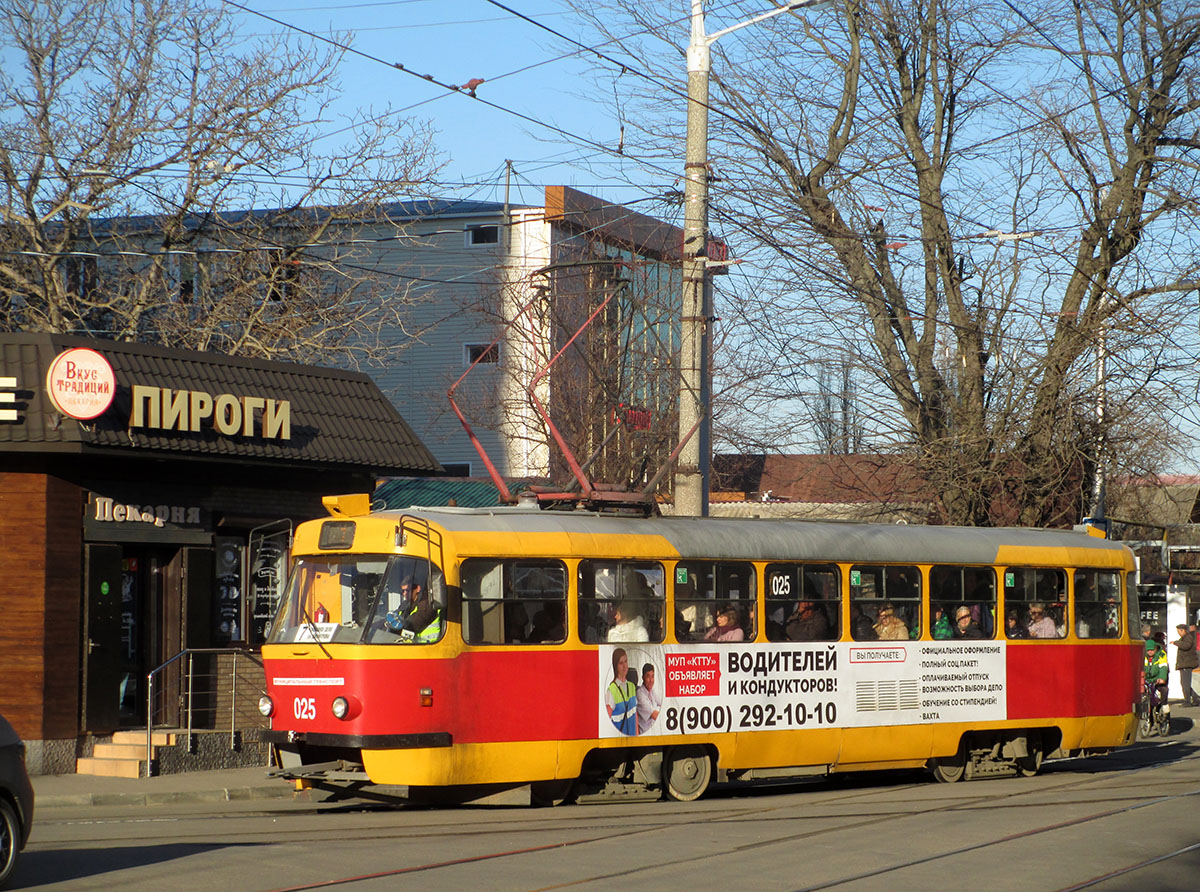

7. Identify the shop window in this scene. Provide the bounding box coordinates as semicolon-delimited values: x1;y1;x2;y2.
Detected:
461;558;566;645
1074;569;1121;638
764;563;840;642
579;560;664;644
1004;567;1066;639
850;565;920;641
674;561;756;643
929;566;996;639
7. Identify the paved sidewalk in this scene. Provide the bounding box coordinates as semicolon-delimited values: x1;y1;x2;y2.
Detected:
32;765;296;809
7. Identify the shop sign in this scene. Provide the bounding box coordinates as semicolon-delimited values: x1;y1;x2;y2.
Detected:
88;493;207;529
130;384;291;440
45;348;115;419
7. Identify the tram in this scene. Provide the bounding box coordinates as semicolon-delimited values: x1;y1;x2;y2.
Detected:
259;494;1141;802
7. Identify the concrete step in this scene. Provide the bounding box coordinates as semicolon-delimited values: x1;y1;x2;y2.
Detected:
75;756;146;778
112;730;176;746
93;742;153;760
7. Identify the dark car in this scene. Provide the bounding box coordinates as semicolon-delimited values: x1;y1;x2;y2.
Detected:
0;714;33;888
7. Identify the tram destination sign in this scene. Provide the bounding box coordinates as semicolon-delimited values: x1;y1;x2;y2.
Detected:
598;641;1006;739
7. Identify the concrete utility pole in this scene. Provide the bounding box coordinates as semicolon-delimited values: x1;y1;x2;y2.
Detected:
674;0;830;517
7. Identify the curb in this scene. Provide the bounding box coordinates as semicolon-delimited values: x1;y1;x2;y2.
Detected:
36;785;297;809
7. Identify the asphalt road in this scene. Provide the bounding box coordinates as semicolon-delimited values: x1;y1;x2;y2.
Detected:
15;722;1200;891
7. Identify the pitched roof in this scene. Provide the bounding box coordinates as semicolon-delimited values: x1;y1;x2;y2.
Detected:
373;477;503;510
0;333;440;474
714;453;932;504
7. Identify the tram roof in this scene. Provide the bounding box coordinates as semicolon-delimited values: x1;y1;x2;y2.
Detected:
380;506;1131;567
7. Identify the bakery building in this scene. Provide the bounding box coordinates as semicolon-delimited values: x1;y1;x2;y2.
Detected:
0;333;439;773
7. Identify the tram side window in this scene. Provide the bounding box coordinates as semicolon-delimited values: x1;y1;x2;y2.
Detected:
359;558;448;645
460;559;567;645
1004;568;1066;639
1074;570;1121;638
579;560;665;644
930;566;996;639
764;563;840;642
850;565;920;641
674;561;756;642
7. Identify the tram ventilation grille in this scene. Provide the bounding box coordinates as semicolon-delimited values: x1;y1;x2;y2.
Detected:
855;679;921;712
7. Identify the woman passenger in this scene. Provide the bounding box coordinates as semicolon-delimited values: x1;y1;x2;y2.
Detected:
705;604;746;642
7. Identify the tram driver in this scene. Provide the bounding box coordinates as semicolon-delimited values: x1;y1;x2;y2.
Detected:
384;568;442;643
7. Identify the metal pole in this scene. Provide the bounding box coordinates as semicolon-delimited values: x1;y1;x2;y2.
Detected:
146;672;154;777
186;651;194;744
231;652;237;750
675;0;713;517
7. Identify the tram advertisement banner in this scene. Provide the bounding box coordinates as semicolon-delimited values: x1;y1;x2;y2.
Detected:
598;641;1006;738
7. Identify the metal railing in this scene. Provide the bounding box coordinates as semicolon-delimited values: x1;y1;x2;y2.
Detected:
145;647;267;777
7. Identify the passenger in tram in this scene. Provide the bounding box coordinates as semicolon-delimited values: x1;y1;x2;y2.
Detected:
873;602;909;640
930;605;953;639
607;599;649;642
705;604;746;642
953;606;984;639
1026;602;1058;638
786;600;830;641
1005;610;1030;639
851;604;878;640
605;648;638;735
529;604;565;643
637;663;663;734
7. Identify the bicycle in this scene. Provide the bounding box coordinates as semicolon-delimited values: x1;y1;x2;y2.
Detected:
1139;679;1171;738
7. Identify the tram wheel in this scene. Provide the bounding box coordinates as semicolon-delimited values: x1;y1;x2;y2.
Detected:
931;749;967;783
663;747;712;802
1016;746;1043;777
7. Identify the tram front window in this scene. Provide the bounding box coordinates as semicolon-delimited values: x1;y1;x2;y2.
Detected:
268;556;445;645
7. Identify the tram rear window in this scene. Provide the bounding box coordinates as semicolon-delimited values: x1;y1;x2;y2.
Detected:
764;563;839;642
675;561;756;643
1073;570;1121;638
460;559;566;645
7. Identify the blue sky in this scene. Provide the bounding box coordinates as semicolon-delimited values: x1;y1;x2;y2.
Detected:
230;0;660;207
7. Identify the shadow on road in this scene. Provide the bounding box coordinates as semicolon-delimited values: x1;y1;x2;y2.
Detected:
11;842;266;888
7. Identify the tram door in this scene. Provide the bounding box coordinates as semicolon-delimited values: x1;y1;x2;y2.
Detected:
83;544;123;732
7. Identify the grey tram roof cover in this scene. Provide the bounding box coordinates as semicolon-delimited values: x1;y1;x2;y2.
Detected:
0;333;441;474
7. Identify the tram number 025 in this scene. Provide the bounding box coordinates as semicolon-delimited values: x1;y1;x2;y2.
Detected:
737;701;837;729
664;704;733;734
293;697;317;721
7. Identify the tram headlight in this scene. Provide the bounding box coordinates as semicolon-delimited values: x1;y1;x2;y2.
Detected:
258;695;274;717
331;696;350;720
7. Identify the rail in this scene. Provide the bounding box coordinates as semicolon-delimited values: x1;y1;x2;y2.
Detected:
145;647;267;777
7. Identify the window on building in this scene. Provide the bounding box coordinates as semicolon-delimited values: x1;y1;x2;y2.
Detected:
266;249;302;301
674;561;756;643
465;343;499;366
764;563;840;642
850;565;921;641
439;463;472;477
1004;567;1066;639
579;560;664;644
466;224;499;246
460;558;567;645
1073;569;1121;638
63;256;99;301
930;566;996;639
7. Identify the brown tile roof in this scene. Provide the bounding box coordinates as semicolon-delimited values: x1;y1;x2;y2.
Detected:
714;453;932;504
0;333;440;474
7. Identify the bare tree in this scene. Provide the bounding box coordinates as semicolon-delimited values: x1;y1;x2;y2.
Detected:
573;0;1200;525
0;0;442;365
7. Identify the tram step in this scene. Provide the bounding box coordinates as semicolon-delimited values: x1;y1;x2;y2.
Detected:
112;730;177;746
75;756;146;778
92;742;155;760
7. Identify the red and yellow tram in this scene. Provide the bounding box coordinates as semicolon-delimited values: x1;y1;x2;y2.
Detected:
259;495;1141;802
